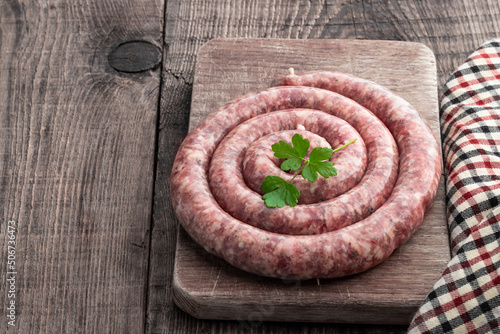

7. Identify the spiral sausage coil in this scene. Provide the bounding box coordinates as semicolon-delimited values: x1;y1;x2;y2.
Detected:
170;70;441;280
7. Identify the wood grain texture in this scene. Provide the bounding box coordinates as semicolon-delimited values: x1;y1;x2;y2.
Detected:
150;0;500;333
3;0;499;333
0;0;163;333
172;37;449;326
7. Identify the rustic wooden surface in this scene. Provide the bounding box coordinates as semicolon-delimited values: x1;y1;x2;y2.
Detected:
172;38;449;325
1;0;499;333
0;0;164;333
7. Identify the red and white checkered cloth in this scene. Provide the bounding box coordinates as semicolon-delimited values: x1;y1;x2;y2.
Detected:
408;40;500;333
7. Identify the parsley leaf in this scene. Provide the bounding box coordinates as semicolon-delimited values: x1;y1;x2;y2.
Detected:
302;147;337;182
292;133;310;158
302;161;337;182
272;140;300;159
280;158;302;171
313;161;337;178
260;175;288;193
261;176;300;207
309;147;334;163
272;134;310;172
260;135;357;208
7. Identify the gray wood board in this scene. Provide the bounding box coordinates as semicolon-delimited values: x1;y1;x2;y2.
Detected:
172;38;449;325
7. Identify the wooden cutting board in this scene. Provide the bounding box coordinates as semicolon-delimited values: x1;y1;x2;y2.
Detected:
172;38;450;325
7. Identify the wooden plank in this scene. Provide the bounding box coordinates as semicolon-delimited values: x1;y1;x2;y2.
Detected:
0;1;163;332
171;38;449;325
150;1;500;332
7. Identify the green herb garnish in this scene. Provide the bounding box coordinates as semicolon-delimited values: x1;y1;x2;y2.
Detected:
260;134;356;208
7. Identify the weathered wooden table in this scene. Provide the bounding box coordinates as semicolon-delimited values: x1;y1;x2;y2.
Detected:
1;1;499;333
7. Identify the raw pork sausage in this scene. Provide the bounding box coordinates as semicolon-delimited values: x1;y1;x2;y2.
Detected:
170;70;441;280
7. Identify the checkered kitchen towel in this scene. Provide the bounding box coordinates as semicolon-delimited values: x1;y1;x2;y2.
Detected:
408;40;500;333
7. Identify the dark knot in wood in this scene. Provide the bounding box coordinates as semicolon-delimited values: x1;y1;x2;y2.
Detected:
108;41;161;73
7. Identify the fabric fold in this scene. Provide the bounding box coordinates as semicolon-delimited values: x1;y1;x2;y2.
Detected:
408;39;500;333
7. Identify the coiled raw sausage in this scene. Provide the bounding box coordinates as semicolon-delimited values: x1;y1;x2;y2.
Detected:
170;70;441;280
